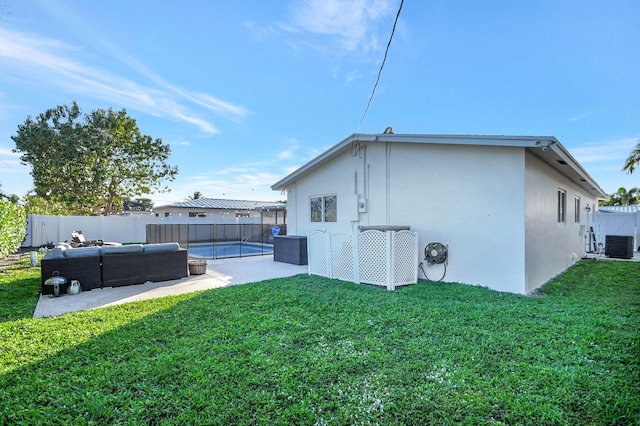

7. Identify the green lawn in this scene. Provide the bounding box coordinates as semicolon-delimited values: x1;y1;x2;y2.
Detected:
0;257;638;425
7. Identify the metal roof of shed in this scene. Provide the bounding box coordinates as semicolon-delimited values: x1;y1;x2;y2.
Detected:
598;205;640;213
157;198;285;210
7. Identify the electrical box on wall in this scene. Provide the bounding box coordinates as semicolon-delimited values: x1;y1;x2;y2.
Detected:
358;198;368;213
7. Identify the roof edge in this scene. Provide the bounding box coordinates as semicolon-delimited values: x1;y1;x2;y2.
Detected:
272;133;559;191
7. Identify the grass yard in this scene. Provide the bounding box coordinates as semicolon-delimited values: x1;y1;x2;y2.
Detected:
0;257;638;425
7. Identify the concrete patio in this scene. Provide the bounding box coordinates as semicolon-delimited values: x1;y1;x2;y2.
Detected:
34;255;307;318
31;250;639;318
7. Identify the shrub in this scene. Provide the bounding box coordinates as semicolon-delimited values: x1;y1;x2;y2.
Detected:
0;200;26;259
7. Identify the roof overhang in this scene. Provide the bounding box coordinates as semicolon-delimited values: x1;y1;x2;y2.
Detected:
271;133;607;199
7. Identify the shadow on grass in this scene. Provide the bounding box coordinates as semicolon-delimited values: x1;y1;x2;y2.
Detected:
1;261;639;424
0;261;41;322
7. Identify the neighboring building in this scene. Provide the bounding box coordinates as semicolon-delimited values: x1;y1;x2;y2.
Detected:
153;198;286;224
271;133;607;294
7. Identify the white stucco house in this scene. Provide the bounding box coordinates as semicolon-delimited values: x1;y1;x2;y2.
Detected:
271;133;607;294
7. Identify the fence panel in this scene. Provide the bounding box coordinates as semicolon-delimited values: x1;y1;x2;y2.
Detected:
358;230;391;288
26;214;165;247
308;229;418;291
393;230;420;286
308;231;329;277
329;232;355;282
146;224;277;260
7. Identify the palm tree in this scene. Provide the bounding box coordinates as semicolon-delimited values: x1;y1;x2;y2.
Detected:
600;187;640;206
623;139;640;174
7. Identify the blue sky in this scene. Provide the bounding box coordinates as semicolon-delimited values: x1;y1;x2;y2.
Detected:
0;0;638;206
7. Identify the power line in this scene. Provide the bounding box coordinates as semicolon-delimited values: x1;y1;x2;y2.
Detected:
359;0;404;126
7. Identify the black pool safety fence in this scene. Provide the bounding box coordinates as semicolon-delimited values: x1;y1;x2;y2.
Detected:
146;224;287;260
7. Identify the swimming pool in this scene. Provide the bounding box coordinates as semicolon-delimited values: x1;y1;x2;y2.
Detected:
187;242;273;259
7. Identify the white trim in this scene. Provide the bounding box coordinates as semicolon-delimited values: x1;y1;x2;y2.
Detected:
272;133;607;199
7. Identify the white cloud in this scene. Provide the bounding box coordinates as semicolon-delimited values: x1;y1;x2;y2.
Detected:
0;146;19;157
284;0;395;53
569;111;595;122
571;137;638;164
0;27;246;134
278;150;294;159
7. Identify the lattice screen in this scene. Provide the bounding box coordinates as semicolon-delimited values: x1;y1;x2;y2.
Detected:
358;230;391;287
307;229;418;291
393;230;419;285
330;232;355;282
307;231;329;277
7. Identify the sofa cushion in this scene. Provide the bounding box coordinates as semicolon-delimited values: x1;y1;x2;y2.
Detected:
64;247;102;258
100;244;144;255
42;247;64;260
143;243;180;253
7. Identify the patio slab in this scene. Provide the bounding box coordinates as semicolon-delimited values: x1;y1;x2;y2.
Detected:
33;255;307;318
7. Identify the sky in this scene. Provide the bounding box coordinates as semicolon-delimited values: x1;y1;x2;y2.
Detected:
0;0;638;207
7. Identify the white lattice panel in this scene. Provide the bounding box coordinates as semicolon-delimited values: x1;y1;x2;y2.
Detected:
393;230;419;285
329;232;355;282
307;231;329;277
358;230;390;286
307;229;418;291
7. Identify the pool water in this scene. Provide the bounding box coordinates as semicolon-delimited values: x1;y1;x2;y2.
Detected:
188;242;273;259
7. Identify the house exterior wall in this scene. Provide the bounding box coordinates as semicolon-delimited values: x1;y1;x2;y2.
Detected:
286;149;361;236
382;143;527;293
286;141;529;293
283;138;602;294
524;152;595;293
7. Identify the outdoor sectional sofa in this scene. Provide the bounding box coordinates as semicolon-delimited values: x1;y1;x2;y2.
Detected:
41;243;188;295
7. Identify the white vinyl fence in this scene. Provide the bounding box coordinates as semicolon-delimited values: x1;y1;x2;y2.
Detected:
23;214;264;247
308;229;419;290
594;211;639;251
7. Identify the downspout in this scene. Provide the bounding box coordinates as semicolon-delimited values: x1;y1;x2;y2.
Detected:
386;142;391;225
292;182;297;235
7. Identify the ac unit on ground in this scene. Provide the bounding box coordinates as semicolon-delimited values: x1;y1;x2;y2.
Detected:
604;235;634;259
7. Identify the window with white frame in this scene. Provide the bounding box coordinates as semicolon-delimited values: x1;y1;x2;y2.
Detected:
574;196;580;223
310;195;337;222
557;189;566;223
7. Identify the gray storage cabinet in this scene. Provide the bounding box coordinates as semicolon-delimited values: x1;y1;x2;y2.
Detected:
274;235;308;265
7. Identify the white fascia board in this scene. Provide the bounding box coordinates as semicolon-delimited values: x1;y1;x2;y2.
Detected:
271;133;551;190
547;142;608;199
374;133;557;148
270;133;605;198
271;134;360;191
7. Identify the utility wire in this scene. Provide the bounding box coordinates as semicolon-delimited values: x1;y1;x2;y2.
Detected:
359;0;404;126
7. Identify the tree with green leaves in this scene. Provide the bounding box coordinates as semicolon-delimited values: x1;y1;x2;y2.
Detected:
23;192;69;216
0;198;26;258
0;184;19;204
123;197;154;212
623;139;640;174
12;102;178;215
599;187;639;206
